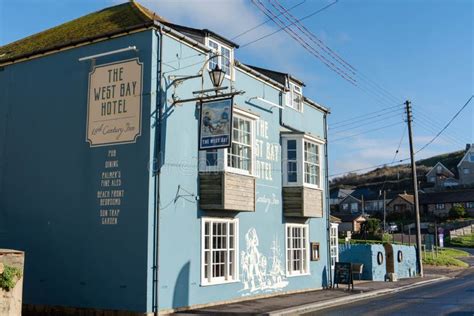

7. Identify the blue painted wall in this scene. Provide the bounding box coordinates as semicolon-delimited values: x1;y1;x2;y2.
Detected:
0;27;330;314
0;30;156;312
339;244;386;281
155;33;329;312
339;243;417;281
392;245;417;278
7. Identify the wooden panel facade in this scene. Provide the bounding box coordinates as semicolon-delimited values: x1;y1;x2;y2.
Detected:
283;186;323;218
199;172;256;212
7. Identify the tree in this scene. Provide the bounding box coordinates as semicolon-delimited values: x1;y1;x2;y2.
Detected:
362;218;381;234
449;204;466;219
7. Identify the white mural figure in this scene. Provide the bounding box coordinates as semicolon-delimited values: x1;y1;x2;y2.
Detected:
240;228;288;295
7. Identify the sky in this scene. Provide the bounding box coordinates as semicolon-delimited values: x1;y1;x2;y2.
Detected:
1;0;472;177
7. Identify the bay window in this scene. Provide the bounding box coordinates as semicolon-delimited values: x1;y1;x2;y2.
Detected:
282;134;323;187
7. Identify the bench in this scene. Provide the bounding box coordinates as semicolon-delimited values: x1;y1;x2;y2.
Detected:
352;263;364;280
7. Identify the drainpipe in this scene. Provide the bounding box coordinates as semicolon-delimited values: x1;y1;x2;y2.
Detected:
324;112;332;288
152;26;164;316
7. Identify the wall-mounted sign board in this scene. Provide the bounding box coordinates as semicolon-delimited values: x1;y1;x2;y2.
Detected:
199;98;233;150
86;58;143;147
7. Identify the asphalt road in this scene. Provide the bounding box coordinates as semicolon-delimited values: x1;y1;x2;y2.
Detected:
307;267;474;316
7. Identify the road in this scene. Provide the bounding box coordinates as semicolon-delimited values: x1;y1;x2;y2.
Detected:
307;267;474;316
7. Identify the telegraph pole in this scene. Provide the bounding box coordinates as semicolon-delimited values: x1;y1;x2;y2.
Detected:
405;100;423;277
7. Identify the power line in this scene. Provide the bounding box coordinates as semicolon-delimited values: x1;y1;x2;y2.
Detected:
329;104;404;126
231;0;306;40
415;95;473;154
242;0;338;48
331;121;404;142
330;108;405;131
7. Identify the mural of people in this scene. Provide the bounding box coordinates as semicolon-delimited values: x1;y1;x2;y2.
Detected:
240;228;288;295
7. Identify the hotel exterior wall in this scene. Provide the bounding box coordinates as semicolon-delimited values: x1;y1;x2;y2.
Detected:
0;30;156;312
156;34;329;312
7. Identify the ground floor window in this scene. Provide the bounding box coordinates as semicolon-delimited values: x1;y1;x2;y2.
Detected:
330;223;339;269
201;218;238;285
286;224;309;276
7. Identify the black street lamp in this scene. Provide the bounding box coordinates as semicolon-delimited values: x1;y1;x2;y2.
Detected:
209;64;226;88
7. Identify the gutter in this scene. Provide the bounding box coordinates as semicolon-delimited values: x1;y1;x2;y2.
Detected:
152;26;164;316
324;112;332;288
235;60;286;91
303;97;331;114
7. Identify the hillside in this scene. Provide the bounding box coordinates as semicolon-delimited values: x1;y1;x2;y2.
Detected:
330;150;465;192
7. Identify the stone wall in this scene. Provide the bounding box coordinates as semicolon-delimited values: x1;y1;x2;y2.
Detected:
0;249;25;316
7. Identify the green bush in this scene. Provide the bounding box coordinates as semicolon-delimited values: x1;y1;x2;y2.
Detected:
449;204;466;219
0;265;22;292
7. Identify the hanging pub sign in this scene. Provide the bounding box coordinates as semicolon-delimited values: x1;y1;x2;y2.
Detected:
86;58;143;147
199;98;233;150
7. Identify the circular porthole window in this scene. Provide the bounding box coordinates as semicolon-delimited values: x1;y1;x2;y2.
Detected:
377;251;384;265
397;250;403;263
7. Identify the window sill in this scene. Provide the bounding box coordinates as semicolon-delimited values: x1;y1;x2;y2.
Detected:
286;272;311;278
200;278;240;287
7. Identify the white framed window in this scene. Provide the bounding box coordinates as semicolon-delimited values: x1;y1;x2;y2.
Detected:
470;153;474;162
435;203;445;210
207;38;233;79
463;168;470;174
342;203;349;211
330;223;339;270
201;217;239;286
466;202;474;208
285;83;303;112
429;176;436;182
282;134;323;188
199;108;257;176
285;223;310;276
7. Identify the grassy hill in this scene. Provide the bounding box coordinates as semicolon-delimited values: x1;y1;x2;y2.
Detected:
330;150;465;191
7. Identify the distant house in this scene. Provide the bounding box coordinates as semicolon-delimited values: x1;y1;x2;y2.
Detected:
387;193;414;214
336;188;396;214
419;190;474;217
458;144;474;185
329;188;354;211
333;213;367;233
425;162;458;188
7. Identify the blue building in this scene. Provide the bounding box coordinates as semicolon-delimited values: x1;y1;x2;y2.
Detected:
0;2;331;314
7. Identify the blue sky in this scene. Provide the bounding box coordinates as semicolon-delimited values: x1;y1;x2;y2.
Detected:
1;0;472;177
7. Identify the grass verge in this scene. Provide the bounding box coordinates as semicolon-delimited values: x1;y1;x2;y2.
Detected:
422;248;469;268
446;234;474;248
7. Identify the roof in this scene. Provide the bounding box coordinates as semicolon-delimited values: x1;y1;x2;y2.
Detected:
330;215;342;223
388;193;414;206
244;64;305;87
330;188;354;199
161;22;239;48
331;213;366;222
426;162;455;178
419;190;474;204
457;144;474;167
0;1;167;64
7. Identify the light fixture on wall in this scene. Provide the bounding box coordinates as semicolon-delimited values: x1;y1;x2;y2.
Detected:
209;64;226;88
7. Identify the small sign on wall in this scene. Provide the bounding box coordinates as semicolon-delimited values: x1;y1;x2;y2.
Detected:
310;242;320;261
199;98;233;150
86;58;143;147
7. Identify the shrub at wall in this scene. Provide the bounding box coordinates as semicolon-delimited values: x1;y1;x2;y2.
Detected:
0;264;22;292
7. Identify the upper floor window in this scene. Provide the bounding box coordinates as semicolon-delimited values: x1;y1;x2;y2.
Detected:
470;153;474;162
466;202;474;208
199;108;257;175
351;203;358;212
282;134;323;188
463;168;470;175
207;38;232;78
285;83;303;112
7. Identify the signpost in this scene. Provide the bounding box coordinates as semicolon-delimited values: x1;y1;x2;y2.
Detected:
334;262;353;290
199;98;233;150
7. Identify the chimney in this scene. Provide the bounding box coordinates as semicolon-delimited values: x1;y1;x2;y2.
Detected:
466;144;472;151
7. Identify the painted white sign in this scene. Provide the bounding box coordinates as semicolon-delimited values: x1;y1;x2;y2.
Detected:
86;59;143;147
240;228;288;295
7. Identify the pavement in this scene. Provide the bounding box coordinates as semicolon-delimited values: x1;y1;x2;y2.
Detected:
175;250;474;316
